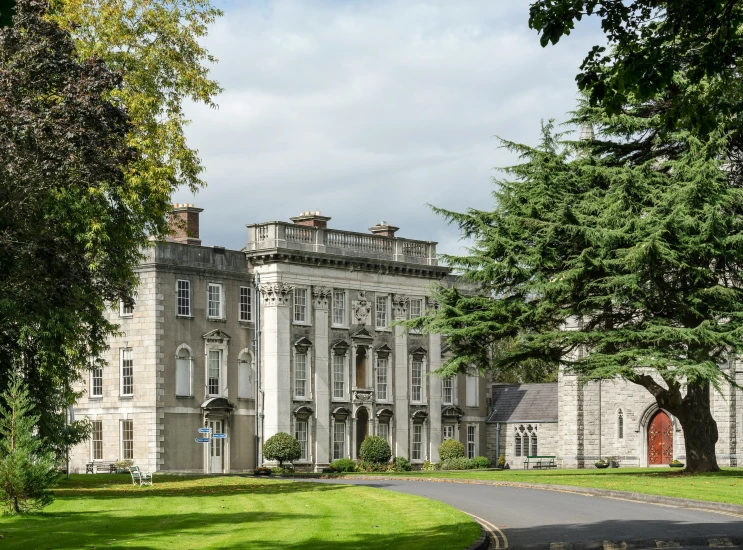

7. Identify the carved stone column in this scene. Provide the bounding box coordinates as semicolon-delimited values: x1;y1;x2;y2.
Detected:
426;298;443;462
392;294;409;458
259;282;293;446
312;286;332;470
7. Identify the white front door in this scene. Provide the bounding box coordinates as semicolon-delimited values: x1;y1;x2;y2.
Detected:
209;419;223;473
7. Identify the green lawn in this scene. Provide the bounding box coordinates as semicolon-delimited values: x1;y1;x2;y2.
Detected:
329;467;743;506
0;475;480;550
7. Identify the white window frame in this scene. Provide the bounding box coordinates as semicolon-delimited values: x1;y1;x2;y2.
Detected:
296;420;309;462
120;348;133;397
295;351;308;399
375;294;389;330
376;356;390;401
333;420;346;460
239;286;252;322
91;366;103;399
175;345;193;397
443;425;454;440
120;419;134;460
293;287;309;324
332;353;346;400
378;422;390;444
466;374;478;408
91;420;103;461
207;349;222;397
119;299;133;317
442;378;453;405
176;279;191;317
467;425;477;459
409;297;424;333
411;359;423;402
411;424;423;461
207;283;223;320
332;289;347;327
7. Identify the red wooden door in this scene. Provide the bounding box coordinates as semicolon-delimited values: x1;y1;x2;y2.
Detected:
648;411;673;465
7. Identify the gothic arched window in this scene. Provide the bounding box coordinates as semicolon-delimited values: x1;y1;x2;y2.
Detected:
618;409;624;440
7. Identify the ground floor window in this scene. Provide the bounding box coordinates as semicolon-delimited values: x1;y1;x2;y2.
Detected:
92;420;103;460
121;420;133;460
412;424;423;460
515;424;536;457
443;425;454;440
378;422;389;443
467;425;476;459
333;422;346;460
296;421;308;461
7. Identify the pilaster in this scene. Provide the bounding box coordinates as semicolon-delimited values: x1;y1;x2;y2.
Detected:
393;294;409;458
428;332;443;462
313;286;332;470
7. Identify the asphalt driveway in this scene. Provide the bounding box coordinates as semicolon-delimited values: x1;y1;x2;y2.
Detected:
312;478;743;548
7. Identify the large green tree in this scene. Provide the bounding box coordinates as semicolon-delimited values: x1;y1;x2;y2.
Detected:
529;1;743;141
414;109;743;472
0;0;138;454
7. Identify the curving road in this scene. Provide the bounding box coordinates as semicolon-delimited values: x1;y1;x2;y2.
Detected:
313;478;743;548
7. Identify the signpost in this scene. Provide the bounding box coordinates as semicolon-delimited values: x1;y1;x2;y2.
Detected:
198;427;212;433
195;426;225;473
195;437;210;443
213;433;226;439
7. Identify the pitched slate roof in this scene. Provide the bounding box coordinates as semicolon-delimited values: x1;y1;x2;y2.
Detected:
487;383;558;423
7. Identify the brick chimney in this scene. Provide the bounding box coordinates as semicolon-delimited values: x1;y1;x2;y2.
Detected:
369;221;399;238
290;210;331;228
168;203;203;246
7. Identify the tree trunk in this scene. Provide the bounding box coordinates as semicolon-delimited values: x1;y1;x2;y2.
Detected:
672;382;720;473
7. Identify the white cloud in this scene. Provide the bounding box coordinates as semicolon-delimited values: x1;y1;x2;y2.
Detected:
179;0;604;253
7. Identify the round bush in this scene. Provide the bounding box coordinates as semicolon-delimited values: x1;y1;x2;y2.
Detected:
440;457;472;470
359;436;392;464
472;456;491;469
438;439;465;461
393;456;412;471
330;458;357;472
262;432;301;466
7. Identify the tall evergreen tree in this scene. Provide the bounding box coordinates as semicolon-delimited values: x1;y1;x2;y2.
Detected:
413;111;743;473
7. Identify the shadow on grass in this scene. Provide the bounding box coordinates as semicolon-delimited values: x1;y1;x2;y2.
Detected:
1;508;477;550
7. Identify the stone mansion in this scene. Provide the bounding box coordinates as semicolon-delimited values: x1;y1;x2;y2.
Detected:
69;207;743;473
69;208;490;473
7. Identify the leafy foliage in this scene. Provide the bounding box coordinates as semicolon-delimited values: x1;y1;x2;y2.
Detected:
0;0;139;455
392;457;412;472
262;432;302;467
0;371;59;513
438;439;465;462
471;456;491;469
49;0;223;240
329;458;357;473
358;436;392;465
440;458;472;471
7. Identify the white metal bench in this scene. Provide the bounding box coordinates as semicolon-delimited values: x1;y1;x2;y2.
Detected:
129;466;153;486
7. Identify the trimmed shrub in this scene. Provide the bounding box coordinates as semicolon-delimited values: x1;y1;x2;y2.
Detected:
271;466;295;474
359;436;392;464
497;454;506;468
392;457;412;471
262;432;301;467
358;460;387;472
330;458;357;472
472;456;491;469
440;457;472;470
438;439;465;461
422;460;439;471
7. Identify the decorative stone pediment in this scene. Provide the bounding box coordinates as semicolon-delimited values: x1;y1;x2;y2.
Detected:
259;282;293;307
375;344;393;358
294;337;313;352
201;397;236;411
376;407;394;419
352;389;373;403
392;294;409;319
312;286;332;309
409;346;427;358
293;405;314;420
332;407;351;420
352;290;371;325
410;407;429;423
350;327;374;342
203;329;231;344
441;405;464;421
331;340;350;356
426;297;440;311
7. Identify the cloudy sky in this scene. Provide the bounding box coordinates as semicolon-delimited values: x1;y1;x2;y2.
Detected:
178;1;603;254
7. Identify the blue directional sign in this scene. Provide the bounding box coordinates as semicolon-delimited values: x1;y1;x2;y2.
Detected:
195;437;210;443
198;428;212;433
213;433;226;439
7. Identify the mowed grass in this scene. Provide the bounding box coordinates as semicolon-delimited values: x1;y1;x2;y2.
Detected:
330;467;743;506
0;474;480;550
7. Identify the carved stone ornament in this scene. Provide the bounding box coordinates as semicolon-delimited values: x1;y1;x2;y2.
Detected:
353;390;374;403
259;282;293;307
426;297;440;311
352;290;371;325
312;286;332;309
392;294;409;319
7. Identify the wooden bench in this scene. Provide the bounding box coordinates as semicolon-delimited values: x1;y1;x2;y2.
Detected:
523;455;557;469
85;461;117;474
129;466;153;487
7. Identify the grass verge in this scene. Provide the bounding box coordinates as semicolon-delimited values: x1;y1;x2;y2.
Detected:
318;467;743;506
0;474;480;550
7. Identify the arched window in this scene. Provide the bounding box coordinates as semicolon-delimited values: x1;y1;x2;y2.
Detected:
618;409;624;439
531;432;538;456
515;425;523;457
175;346;192;396
238;350;253;399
